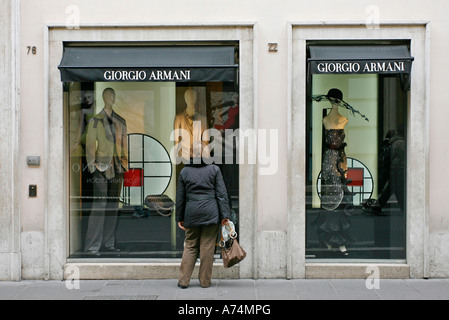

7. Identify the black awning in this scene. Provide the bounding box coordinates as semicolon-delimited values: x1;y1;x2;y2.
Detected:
58;45;238;82
308;45;414;74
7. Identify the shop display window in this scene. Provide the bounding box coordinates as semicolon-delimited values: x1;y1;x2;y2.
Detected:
305;41;410;260
63;43;239;258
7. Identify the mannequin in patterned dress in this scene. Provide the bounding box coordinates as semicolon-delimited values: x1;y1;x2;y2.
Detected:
316;89;352;256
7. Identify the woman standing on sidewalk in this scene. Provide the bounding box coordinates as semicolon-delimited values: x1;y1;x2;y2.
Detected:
176;154;231;289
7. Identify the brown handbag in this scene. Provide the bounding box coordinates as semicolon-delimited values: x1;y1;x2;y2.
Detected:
222;239;247;268
220;222;247;268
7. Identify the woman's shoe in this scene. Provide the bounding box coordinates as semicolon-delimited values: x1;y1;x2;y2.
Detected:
177;282;188;289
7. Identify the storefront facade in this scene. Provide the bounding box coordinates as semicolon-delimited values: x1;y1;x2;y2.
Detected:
1;0;447;281
48;26;256;279
288;23;429;278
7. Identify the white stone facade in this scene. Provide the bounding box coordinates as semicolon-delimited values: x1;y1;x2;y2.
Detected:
1;0;448;280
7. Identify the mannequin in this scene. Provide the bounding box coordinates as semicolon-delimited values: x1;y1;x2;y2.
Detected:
322;99;348;130
84;88;128;255
173;88;209;161
316;88;351;256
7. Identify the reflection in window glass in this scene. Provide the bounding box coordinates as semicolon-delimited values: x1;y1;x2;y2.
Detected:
306;73;407;260
67;82;239;258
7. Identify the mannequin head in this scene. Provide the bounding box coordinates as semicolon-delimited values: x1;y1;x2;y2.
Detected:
326;88;343;110
184;88;197;106
82;90;95;107
103;88;116;107
184;88;197;117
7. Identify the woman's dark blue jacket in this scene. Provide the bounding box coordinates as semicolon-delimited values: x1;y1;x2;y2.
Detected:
176;160;231;228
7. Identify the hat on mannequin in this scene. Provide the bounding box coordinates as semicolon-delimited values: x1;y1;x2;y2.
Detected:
326;88;343;101
312;88;369;122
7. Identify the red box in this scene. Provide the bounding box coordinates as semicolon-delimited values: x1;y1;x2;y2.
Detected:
124;169;143;187
347;168;364;187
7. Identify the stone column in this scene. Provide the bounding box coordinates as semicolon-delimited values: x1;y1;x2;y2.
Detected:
0;0;21;281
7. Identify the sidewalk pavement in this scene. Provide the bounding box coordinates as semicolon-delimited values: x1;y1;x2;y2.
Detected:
1;278;449;300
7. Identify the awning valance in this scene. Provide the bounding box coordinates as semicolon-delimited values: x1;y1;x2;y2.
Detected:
58;45;238;82
308;45;414;74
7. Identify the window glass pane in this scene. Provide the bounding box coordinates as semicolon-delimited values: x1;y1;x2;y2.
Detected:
306;64;407;260
66;79;239;258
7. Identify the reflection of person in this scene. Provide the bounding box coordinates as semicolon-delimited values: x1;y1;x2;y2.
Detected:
314;88;352;256
84;88;128;255
176;151;231;289
70;89;96;155
377;129;405;212
378;130;396;192
77;89;97;219
173;88;209;161
211;99;239;222
78;90;96;147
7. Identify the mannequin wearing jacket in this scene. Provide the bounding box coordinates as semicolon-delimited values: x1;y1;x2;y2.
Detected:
173;88;209;162
84;88;128;255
